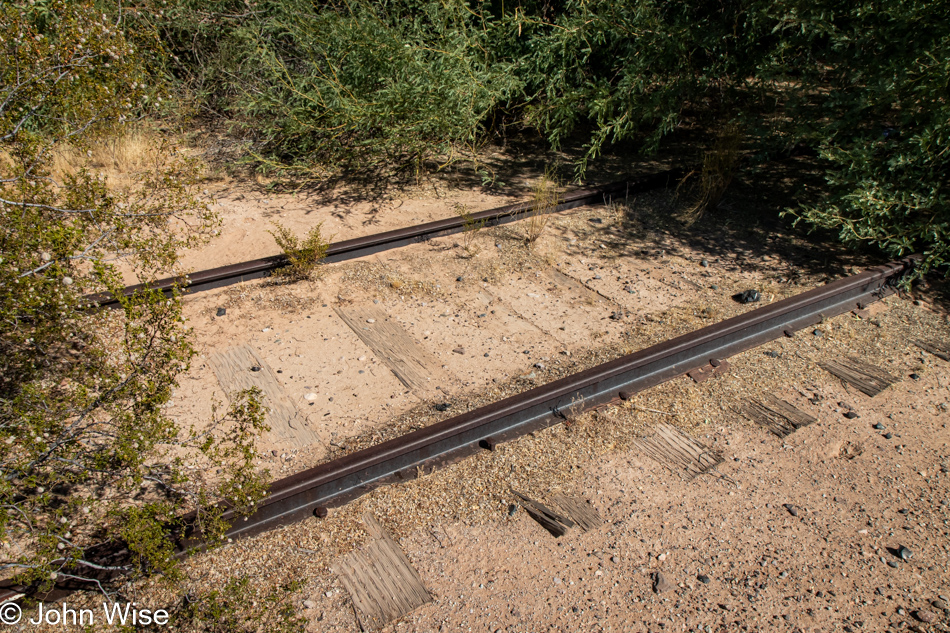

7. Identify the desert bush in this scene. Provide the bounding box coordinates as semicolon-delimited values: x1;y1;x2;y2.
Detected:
0;0;269;595
269;221;330;281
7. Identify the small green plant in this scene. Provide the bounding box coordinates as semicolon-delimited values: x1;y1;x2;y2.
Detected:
523;171;560;249
269;221;330;280
453;202;485;256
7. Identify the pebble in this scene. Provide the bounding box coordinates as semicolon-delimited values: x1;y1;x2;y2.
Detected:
262;328;271;332
611;556;619;563
844;411;859;419
507;504;517;517
366;318;375;324
910;373;920;380
654;572;674;593
738;289;761;303
250;366;261;372
697;574;711;584
887;561;899;568
216;307;227;316
456;276;464;282
700;259;709;267
932;599;947;610
884;433;893;439
897;545;913;560
304;393;317;401
452;347;465;354
783;504;800;517
593;275;602;280
710;285;719;290
873;423;885;430
303;600;315;609
434;403;451;412
915;610;937;623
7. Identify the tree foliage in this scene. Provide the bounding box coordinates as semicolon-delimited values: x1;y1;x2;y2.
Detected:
148;0;949;274
0;0;269;595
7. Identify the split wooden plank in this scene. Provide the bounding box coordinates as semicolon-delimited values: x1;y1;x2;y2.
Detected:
738;394;817;438
209;344;323;447
545;268;614;305
819;356;899;397
632;423;723;480
511;489;575;538
335;304;450;395
332;513;431;631
914;339;950;362
551;495;603;532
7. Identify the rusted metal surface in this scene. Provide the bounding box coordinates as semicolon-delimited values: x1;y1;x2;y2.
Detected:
88;170;684;307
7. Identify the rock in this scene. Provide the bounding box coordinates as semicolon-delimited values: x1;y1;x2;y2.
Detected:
700;259;709;267
434;403;451;412
452;347;465;354
884;433;893;439
456;276;464;282
250;366;261;372
303;600;315;609
932;599;947;610
611;556;619;563
593;275;602;280
910;373;920;380
710;285;719;290
915;610;937;623
873;423;885;430
304;392;317;401
216;307;227;316
737;289;761;303
654;572;674;593
887;561;899;568
366;318;376;324
507;504;517;517
698;574;711;584
783;504;800;517
898;545;913;560
844;411;859;419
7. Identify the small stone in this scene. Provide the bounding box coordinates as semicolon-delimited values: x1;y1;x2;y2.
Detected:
710;285;719;290
813;329;823;337
250;366;261;372
783;504;799;517
887;561;899;568
653;572;674;593
700;259;709;267
873;423;885;430
456;276;464;282
366;318;376;324
932;599;947;610
304;392;317;401
844;411;859;419
262;328;271;332
611;556;619;563
453;347;465;354
434;403;451;412
915;610;937;623
697;574;711;584
303;600;315;610
593;275;602;280
507;504;517;517
884;433;893;439
910;373;920;380
216;307;227;317
897;545;912;560
738;289;761;303
899;508;909;515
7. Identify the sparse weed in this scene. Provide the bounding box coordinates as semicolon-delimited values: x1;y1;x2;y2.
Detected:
679;123;742;223
523;170;560;249
269;221;330;281
453;202;485;257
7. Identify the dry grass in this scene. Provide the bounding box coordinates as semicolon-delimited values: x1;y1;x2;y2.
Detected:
522;170;560;249
679;122;743;223
50;127;177;187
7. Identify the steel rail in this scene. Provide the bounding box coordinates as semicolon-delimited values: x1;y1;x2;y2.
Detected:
88;169;683;307
0;256;917;602
201;256;917;545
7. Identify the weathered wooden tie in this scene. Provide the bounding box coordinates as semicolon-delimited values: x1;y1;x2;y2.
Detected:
819;356;898;397
331;513;431;631
914;339;950;362
738;394;817;438
632;423;723;479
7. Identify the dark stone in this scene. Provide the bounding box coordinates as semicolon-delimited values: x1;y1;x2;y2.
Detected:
898;508;909;515
884;433;893;439
710;285;719;290
735;289;761;304
783;504;800;517
887;561;899;568
216;307;227;316
897;546;912;560
910;373;920;380
700;259;709;267
698;574;711;584
914;610;937;623
764;351;781;358
507;504;518;516
250;366;261;372
873;423;885;430
434;403;451;412
844;411;859;419
456;276;464;282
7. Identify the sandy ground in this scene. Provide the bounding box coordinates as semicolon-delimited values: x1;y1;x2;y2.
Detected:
24;167;950;633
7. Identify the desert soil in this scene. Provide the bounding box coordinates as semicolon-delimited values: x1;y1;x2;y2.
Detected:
31;166;950;633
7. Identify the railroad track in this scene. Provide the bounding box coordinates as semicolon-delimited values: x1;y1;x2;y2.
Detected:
89;169;684;308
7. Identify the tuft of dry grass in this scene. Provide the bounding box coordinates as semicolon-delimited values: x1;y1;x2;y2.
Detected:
523;169;560;249
51;127;169;187
679;122;743;224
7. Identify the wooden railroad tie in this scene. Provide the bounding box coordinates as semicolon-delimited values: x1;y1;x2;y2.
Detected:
331;513;432;631
737;394;817;438
818;356;899;397
632;423;723;480
914;339;950;362
511;489;603;538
